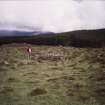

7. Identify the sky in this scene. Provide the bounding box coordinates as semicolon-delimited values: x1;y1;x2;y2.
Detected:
0;0;105;32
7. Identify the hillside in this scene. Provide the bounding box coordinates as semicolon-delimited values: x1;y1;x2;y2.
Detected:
0;44;105;105
0;29;105;47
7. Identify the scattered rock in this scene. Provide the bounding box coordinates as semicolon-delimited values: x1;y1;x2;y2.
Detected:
0;61;9;65
4;61;9;65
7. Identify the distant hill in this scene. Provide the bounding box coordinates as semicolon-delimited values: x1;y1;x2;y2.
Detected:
0;30;34;36
0;30;50;36
0;29;105;47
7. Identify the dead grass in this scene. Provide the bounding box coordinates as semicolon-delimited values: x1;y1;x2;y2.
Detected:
0;44;105;105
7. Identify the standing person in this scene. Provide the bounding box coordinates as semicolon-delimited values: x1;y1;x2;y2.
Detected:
27;48;32;60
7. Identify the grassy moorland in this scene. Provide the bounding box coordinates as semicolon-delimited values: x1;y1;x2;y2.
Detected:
0;43;105;105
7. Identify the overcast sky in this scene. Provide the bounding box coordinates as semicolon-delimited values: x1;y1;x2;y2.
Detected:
0;0;105;32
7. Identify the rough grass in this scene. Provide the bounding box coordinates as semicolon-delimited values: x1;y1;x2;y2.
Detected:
0;43;105;105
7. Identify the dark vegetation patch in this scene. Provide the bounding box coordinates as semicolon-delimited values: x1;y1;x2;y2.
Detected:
47;76;75;83
0;86;14;94
29;88;47;96
23;72;38;76
94;88;105;96
8;77;19;82
0;29;105;47
47;76;75;89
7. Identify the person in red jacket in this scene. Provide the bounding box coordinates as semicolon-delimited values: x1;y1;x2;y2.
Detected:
27;48;32;59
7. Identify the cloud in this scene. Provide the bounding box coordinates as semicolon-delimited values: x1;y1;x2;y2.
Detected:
0;0;105;32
